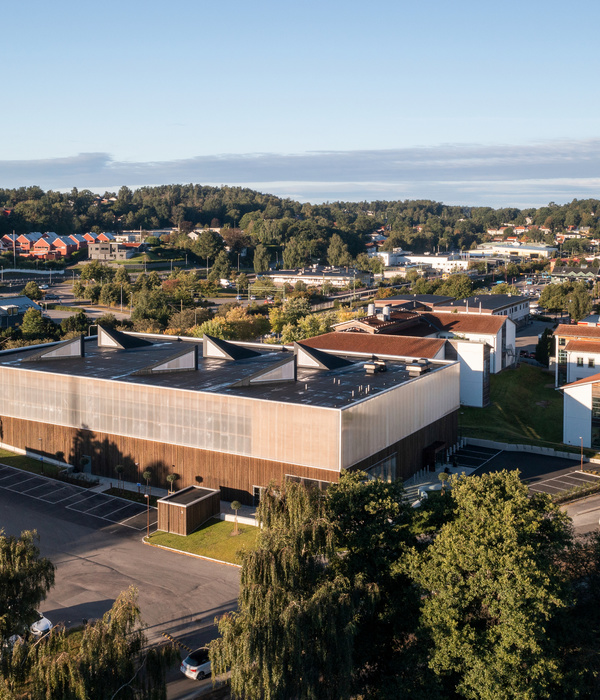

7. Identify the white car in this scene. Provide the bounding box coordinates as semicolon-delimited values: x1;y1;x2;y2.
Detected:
180;647;211;680
30;611;52;637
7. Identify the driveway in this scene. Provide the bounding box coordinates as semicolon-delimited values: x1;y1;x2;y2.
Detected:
516;318;556;354
0;482;240;698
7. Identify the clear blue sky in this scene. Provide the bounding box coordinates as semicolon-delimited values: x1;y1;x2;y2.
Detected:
2;0;599;205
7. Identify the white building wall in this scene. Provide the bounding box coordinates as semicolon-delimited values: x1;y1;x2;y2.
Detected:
452;340;486;407
399;255;469;272
565;351;600;384
563;384;592;448
505;319;516;369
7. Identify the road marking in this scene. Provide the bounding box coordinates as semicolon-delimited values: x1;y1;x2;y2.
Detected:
0;463;156;530
468;450;503;472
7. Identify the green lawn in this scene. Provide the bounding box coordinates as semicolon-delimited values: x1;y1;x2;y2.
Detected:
459;363;570;449
0;448;98;486
147;518;259;565
0;448;61;477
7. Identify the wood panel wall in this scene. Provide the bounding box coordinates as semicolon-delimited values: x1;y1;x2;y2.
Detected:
0;409;457;504
0;415;339;505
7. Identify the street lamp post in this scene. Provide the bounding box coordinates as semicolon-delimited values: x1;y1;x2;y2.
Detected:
38;437;44;474
580;436;584;470
145;493;150;539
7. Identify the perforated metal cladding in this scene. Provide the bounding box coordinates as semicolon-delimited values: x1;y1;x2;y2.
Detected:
0;367;340;471
340;363;459;469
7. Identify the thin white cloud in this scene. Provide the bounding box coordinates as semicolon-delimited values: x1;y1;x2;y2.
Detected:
0;140;599;206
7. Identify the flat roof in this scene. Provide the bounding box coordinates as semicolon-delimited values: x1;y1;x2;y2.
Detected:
0;334;453;410
159;486;219;506
435;294;528;311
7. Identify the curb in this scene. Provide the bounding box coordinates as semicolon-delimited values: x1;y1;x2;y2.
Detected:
143;538;241;569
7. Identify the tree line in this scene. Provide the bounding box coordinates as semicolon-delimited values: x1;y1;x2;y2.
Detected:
2;186;600;260
209;470;600;700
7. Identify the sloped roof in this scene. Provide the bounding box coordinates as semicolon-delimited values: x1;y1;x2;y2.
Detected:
300;332;446;359
564;340;600;354
420;312;508;335
561;372;600;389
555;324;600;339
203;334;262;361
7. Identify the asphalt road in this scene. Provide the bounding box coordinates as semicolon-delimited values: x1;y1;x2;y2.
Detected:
515;318;556;354
563;493;600;535
0;483;239;699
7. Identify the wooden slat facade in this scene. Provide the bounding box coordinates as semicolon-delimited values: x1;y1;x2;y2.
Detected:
0;409;458;504
157;488;221;535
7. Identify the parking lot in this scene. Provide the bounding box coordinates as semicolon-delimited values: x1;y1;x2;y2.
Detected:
0;464;157;530
454;445;503;470
526;469;600;496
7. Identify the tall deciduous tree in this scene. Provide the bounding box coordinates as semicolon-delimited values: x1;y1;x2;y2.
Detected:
253;244;270;274
327;234;352;267
30;587;176;699
209;481;372;700
0;530;55;645
194;230;223;277
21;308;52;340
23;281;42;300
410;470;572;700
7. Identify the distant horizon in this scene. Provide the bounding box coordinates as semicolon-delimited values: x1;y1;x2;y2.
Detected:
1;139;599;209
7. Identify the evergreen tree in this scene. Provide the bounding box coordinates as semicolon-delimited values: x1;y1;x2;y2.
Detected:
208;250;232;283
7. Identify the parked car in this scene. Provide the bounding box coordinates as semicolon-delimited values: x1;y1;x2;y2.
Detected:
30;611;52;637
180;647;211;680
43;293;59;300
39;284;49;290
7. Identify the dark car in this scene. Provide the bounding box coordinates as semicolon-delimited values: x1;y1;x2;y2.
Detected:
180;647;211;680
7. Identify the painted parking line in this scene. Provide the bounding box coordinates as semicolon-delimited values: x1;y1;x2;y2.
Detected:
67;493;118;512
0;473;38;488
119;509;158;531
528;470;600;494
459;448;499;457
9;476;49;493
467;450;504;472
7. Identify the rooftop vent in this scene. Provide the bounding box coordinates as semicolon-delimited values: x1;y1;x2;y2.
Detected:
406;358;431;377
364;358;387;375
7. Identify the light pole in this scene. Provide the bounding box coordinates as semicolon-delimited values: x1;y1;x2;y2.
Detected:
145;493;150;539
38;437;44;474
580;436;584;470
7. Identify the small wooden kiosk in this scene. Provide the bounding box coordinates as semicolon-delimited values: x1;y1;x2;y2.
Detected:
157;486;221;536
